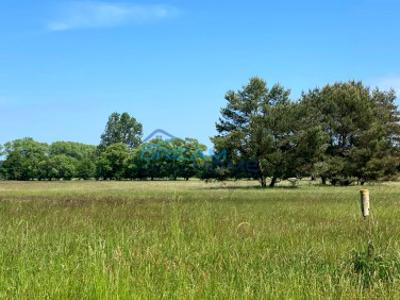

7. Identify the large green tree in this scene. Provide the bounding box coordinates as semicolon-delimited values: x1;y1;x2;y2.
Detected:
40;154;77;180
131;138;207;180
171;138;207;180
76;157;97;180
1;138;48;180
48;141;97;180
132;139;170;180
96;143;130;180
99;112;143;149
212;77;322;187
49;141;96;160
300;81;400;184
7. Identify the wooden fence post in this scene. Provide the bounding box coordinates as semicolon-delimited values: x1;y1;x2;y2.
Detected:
360;189;370;218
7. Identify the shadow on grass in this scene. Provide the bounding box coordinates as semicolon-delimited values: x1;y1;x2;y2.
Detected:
203;185;300;190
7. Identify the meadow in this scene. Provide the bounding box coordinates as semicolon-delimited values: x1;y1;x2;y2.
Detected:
1;180;400;299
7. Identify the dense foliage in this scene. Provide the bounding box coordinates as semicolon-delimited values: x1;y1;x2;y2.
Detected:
299;83;400;185
0;79;399;185
0;137;207;181
99;112;143;149
212;78;326;187
212;78;400;186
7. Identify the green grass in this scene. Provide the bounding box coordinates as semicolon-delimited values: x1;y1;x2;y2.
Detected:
1;180;400;299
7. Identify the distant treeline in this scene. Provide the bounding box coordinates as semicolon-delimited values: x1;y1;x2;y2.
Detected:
0;138;207;181
1;79;399;187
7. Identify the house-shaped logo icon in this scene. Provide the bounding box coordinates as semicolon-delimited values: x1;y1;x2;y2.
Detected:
143;129;176;143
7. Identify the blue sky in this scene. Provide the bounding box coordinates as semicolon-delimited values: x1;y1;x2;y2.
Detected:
1;0;399;149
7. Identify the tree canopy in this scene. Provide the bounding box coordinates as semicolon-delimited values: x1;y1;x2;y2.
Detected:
0;81;398;186
0;137;207;181
212;77;325;187
211;79;400;187
100;112;143;149
300;82;400;185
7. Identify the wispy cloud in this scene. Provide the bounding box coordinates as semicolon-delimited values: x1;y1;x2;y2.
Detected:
48;2;178;31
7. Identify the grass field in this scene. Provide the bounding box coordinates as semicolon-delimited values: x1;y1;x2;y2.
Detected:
1;180;400;299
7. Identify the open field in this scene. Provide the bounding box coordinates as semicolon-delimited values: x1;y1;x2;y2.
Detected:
1;180;400;299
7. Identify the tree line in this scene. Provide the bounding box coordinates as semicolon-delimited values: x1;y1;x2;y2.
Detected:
212;78;400;187
1;79;399;186
0;113;207;181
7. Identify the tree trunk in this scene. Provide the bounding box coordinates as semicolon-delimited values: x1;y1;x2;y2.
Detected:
321;176;327;185
258;161;267;188
259;176;267;188
269;177;277;188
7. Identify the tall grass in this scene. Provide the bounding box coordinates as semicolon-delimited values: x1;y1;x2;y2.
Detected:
0;180;400;299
